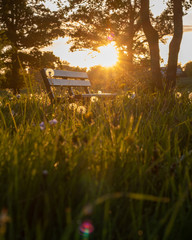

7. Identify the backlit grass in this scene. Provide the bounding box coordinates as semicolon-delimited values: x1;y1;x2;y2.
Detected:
1;90;192;240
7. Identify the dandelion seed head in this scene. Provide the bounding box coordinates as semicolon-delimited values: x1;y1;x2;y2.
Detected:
90;96;98;102
49;119;58;125
69;103;78;110
77;106;86;114
98;90;102;94
128;92;136;99
16;94;21;99
45;68;54;78
175;92;181;98
189;92;192;101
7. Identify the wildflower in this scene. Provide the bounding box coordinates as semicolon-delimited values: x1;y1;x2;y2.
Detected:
189;92;192;101
128;91;136;99
16;94;21;99
49;119;58;125
77;106;86;114
45;68;54;78
0;101;2;107
39;121;45;130
69;103;78;110
90;96;98;102
175;92;181;98
98;90;102;94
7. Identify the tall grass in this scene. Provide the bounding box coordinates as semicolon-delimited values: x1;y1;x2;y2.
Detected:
1;90;192;240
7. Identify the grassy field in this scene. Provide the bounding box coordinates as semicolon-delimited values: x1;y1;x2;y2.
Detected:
1;84;192;240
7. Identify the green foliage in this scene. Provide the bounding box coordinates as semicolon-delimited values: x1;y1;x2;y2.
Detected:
184;61;192;77
66;0;174;70
1;89;192;239
0;0;66;91
19;49;61;70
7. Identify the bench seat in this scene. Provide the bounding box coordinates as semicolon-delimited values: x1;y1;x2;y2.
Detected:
41;68;116;102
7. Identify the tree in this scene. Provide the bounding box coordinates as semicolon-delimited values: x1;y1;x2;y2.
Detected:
66;0;151;70
0;0;65;93
19;49;62;70
141;0;192;91
166;0;183;89
140;0;163;90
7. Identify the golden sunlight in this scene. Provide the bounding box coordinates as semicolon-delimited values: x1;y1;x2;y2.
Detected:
44;38;119;69
95;42;118;67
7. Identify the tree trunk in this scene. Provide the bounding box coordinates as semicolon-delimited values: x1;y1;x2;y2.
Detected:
11;48;20;94
166;0;183;90
140;0;163;90
127;4;134;71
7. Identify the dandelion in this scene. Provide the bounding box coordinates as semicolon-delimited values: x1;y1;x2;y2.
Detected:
128;92;136;99
45;68;54;78
16;94;21;99
98;90;102;94
69;103;78;110
189;92;192;101
90;96;98;102
175;92;181;98
49;119;58;125
77;106;86;114
39;121;45;130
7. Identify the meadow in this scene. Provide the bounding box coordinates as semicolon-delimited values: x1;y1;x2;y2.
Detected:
1;80;192;240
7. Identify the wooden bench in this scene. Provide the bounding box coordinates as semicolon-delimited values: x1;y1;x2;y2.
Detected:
41;68;116;102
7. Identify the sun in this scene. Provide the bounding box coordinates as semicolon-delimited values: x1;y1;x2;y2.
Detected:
44;37;119;69
95;42;119;67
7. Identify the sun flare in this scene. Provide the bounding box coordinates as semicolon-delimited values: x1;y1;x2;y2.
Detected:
96;42;118;67
47;38;119;69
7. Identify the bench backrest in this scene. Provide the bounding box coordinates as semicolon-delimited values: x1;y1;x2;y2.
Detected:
41;68;91;101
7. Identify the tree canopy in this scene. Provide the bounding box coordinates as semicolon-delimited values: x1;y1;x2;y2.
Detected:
0;0;65;92
66;0;173;71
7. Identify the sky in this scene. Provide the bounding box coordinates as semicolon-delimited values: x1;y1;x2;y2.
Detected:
43;0;192;68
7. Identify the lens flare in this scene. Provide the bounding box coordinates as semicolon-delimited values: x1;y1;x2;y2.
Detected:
79;220;94;235
107;32;115;41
